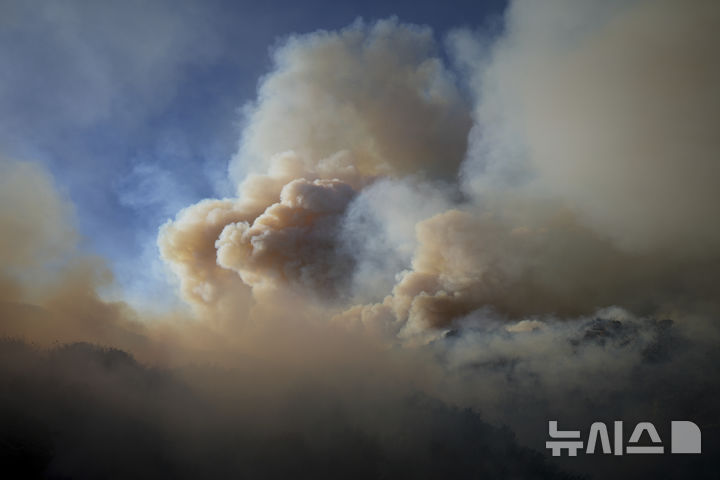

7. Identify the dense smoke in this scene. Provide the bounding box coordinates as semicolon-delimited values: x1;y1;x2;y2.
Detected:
160;3;720;334
2;1;720;479
158;20;475;320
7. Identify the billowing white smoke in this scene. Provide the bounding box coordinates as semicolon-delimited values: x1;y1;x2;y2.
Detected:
216;178;356;296
159;2;720;341
2;4;720;468
229;19;472;184
456;0;720;255
158;19;474;322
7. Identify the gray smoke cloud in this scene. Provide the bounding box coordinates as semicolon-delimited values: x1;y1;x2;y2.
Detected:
160;3;720;337
457;0;720;255
153;10;720;477
3;2;720;478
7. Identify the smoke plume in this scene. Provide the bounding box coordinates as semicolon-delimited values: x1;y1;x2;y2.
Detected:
2;2;720;479
159;4;720;336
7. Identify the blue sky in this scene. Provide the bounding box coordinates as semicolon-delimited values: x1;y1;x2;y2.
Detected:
0;0;505;305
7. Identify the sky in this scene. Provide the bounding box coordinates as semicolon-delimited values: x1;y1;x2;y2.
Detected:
1;1;719;478
0;0;505;306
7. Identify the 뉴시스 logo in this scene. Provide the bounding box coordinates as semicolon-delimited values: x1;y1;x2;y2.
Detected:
546;420;701;456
